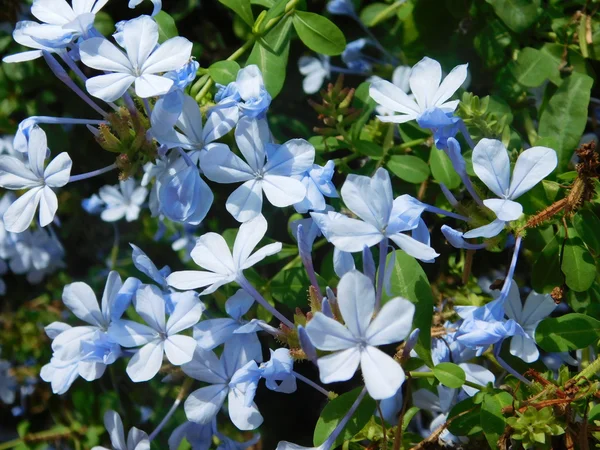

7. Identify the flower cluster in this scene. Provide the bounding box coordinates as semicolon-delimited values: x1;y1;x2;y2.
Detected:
2;1;592;449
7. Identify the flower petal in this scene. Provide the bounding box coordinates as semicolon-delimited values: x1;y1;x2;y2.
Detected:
508;146;558;199
337;270;375;338
360;346;405;399
366;297;415;346
305;312;357;351
472;138;511;198
316;346;361;384
126;339;165;382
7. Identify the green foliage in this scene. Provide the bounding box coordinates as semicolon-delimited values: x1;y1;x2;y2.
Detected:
292;11;346;56
507;406;565;449
313;388;376;448
383;251;434;366
536;313;600;352
433;362;466;388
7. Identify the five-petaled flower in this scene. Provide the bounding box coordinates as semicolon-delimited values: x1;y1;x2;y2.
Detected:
0;126;72;233
306;270;415;399
79;15;192;101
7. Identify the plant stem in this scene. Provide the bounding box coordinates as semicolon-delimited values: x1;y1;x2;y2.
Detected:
292;371;331;398
238;275;295;329
375;238;388;311
68;163;117;183
149;378;194;441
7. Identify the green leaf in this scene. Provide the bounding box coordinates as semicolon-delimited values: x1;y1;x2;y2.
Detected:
536;313;600;352
433;362;466;388
531;229;563;294
448;397;482;436
261;15;293;54
512;47;561;87
481;390;513;448
246;38;290;97
360;3;397;26
383;251;434;366
430;147;460;189
538;72;594;171
208;61;240;85
219;0;254;26
355;140;384;160
155;11;179;43
485;0;540;33
573;209;600;254
292;11;346;56
387;155;430;184
313;388;376;447
562;235;596;292
271;267;326;307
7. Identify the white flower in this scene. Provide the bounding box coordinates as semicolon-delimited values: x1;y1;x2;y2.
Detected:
0;126;71;233
99;179;148;223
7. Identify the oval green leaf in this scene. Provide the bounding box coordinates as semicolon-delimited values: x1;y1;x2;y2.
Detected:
387;155;430;184
535;313;600;352
433;362;466;388
208;61;240;85
430;146;460;189
292;11;346;56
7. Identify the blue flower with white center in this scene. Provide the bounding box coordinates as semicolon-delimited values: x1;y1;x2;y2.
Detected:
465;139;558;239
306;270;415;399
182;339;263;430
200;118;314;222
79;15;193;101
0;126;72;233
108;285;203;382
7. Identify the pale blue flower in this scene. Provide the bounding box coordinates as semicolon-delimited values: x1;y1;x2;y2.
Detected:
99;179;148;223
503;282;556;363
82;193;105;215
79;15;192;101
259;348;296;394
201;118;314;222
150;94;231;160
130;243;170;290
182;340;263;430
465;139;558;239
0;126;72;233
211;65;272;133
155;155;214;225
7;228;65;284
310;168;441;261
326;0;356;16
168;420;213;450
293;160;338;213
440;225;486;250
369;57;467;124
0;358;16;404
167;215;281;294
306;270;415;399
370;65;412;116
92;410;150;450
298;55;330;94
108;285;203;382
40;271;139;394
193;289;262;362
342;39;372;72
3;0;107;62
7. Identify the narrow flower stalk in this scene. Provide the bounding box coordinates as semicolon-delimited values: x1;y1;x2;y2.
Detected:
68;163;118;183
237;275;295;329
493;341;531;385
149;378;194;441
292;371;330;398
297;224;323;302
375;237;388;310
42;52;108;118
